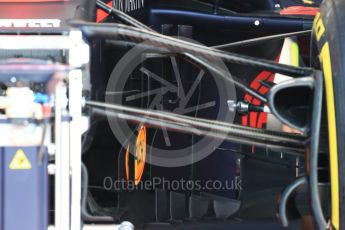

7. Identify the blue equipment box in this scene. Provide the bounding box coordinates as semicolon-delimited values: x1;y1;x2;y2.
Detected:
0;147;48;230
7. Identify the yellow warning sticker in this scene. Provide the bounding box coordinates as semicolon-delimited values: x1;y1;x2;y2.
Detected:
9;149;32;170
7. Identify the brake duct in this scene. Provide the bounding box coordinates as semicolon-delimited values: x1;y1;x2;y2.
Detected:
76;14;327;227
275;71;328;230
267;76;314;133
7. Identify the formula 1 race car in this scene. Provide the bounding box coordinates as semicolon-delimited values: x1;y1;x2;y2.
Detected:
0;0;343;230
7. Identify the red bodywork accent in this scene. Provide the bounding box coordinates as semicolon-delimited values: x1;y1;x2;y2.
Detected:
280;6;319;16
96;1;112;22
241;71;274;129
242;54;280;129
